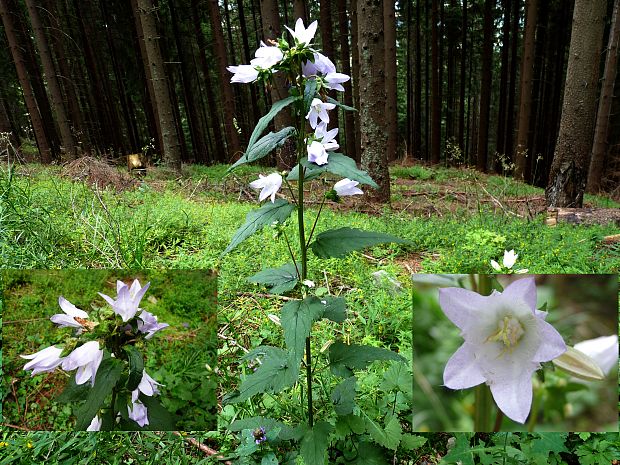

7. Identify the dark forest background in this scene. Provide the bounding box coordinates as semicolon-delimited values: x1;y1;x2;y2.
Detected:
0;0;618;204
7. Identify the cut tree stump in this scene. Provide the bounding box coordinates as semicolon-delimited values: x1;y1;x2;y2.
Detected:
545;208;620;226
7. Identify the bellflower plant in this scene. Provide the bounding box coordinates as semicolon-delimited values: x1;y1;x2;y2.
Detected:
20;279;173;431
224;17;409;461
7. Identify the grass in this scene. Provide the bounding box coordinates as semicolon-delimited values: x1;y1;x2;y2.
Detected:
1;161;618;460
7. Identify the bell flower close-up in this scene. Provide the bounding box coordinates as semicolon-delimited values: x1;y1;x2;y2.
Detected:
285;18;318;45
573;335;619;376
21;345;65;376
306;98;335;129
137;310;169;339
439;277;567;424
302;52;336;77
249;173;282;203
334;178;363;197
307;125;339;165
250;41;283;69
61;341;104;387
87;415;102;432
99;279;150;322
132;370;163;402
50;297;90;329
227;64;260;84
128;400;149;427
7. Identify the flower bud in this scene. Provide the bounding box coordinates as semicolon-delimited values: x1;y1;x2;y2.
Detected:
552;346;605;381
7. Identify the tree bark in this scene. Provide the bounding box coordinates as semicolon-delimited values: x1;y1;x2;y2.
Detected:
430;0;440;164
514;0;538;179
337;0;356;161
384;0;398;161
351;0;362;163
476;0;493;172
504;0;520;166
458;0;467;153
294;0;307;23
208;0;241;160
320;0;334;59
0;0;51;162
24;0;77;160
357;0;390;202
495;0;511;172
546;0;606;207
587;0;619;193
132;0;182;171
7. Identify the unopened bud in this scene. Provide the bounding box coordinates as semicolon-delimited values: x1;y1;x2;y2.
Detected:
552;346;605;381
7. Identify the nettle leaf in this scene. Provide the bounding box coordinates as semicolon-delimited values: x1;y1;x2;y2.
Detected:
329;342;405;377
74;357;123;430
230;126;296;170
440;433;475;465
303;79;318;114
380;362;412;396
125;345;144;392
299;421;334;465
529;433;568;456
288;153;378;188
352;442;387;465
222;199;295;256
261;453;279;465
400;434;427;451
321;296;347;323
281;297;326;364
335;414;366;436
248;262;299;295
365;414;402;451
227;346;299;403
310;227;409;259
331;376;357;415
327;96;357;112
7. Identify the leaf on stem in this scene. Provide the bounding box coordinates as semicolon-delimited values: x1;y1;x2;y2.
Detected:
328;341;405;377
222;199;295;256
288;153;379;188
229;126;296;171
326;96;357;112
299;421;334;465
309;227;410;259
248;262;299;295
303;79;318;114
331;376;357;415
281;296;326;364
125;345;144;392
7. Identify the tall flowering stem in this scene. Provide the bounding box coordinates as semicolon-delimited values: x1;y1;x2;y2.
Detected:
474;274;494;431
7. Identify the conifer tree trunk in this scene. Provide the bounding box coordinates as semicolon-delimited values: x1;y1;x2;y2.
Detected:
504;0;519;164
337;0;356;161
357;0;390;202
414;0;422;158
546;0;606;207
132;0;182;171
320;0;334;59
294;0;307;22
458;0;467;153
24;0;76;160
587;0;619;193
476;0;493;172
384;0;398;161
351;0;362;163
0;0;51;162
495;0;511;172
514;0;538;179
236;0;259;129
430;0;440;164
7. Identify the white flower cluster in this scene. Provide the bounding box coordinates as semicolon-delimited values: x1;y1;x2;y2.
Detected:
21;279;168;430
228;18;363;203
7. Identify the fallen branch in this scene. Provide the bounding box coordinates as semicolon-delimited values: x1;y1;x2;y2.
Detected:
173;432;233;465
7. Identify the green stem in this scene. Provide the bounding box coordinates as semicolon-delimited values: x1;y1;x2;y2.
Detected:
527;386;540;432
305;195;326;248
473;274;494;431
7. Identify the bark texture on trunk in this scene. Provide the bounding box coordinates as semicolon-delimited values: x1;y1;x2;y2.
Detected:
384;0;398;161
430;0;440;164
476;0;493;172
357;0;390;202
546;0;606;207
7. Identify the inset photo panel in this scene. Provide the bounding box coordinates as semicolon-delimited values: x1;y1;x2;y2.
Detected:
412;274;618;432
1;269;217;431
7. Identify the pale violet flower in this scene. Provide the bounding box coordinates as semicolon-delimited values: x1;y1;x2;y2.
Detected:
302;52;336;77
250;41;283;69
99;280;150;322
131;370;163;402
439;277;566;423
334;178;363;196
227;64;259;84
574;335;618;376
491;250;528;273
285;18;318;45
50;297;90;329
307;125;339;165
137;310;169;339
62;341;104;387
128;400;149;427
249;173;282;203
87;415;102;431
21;345;64;376
324;72;350;92
306;98;335;129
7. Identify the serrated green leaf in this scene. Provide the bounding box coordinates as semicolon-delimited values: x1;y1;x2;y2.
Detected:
440;434;475;465
530;433;568;456
248;262;299;295
328;341;405;377
230;126;296;170
288;153;378;188
327;96;357;112
365;415;402;451
321;296;347;322
331;376;357;415
352;442;388;465
228;416;300;441
303;80;318;114
400;434;427;451
335;414;366;436
226;346;299;403
261;453;279;465
380;362;412;395
281;297;325;364
310;227;409;259
300;421;333;465
125;345;144;392
222;199;295;256
74;357;123;430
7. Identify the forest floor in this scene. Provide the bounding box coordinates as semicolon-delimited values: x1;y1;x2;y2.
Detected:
1;159;619;463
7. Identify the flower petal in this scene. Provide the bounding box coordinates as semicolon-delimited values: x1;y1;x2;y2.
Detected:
489;368;535;424
532;319;567;362
443;343;486;389
438;287;490;331
58;297;88;318
501;277;537;312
